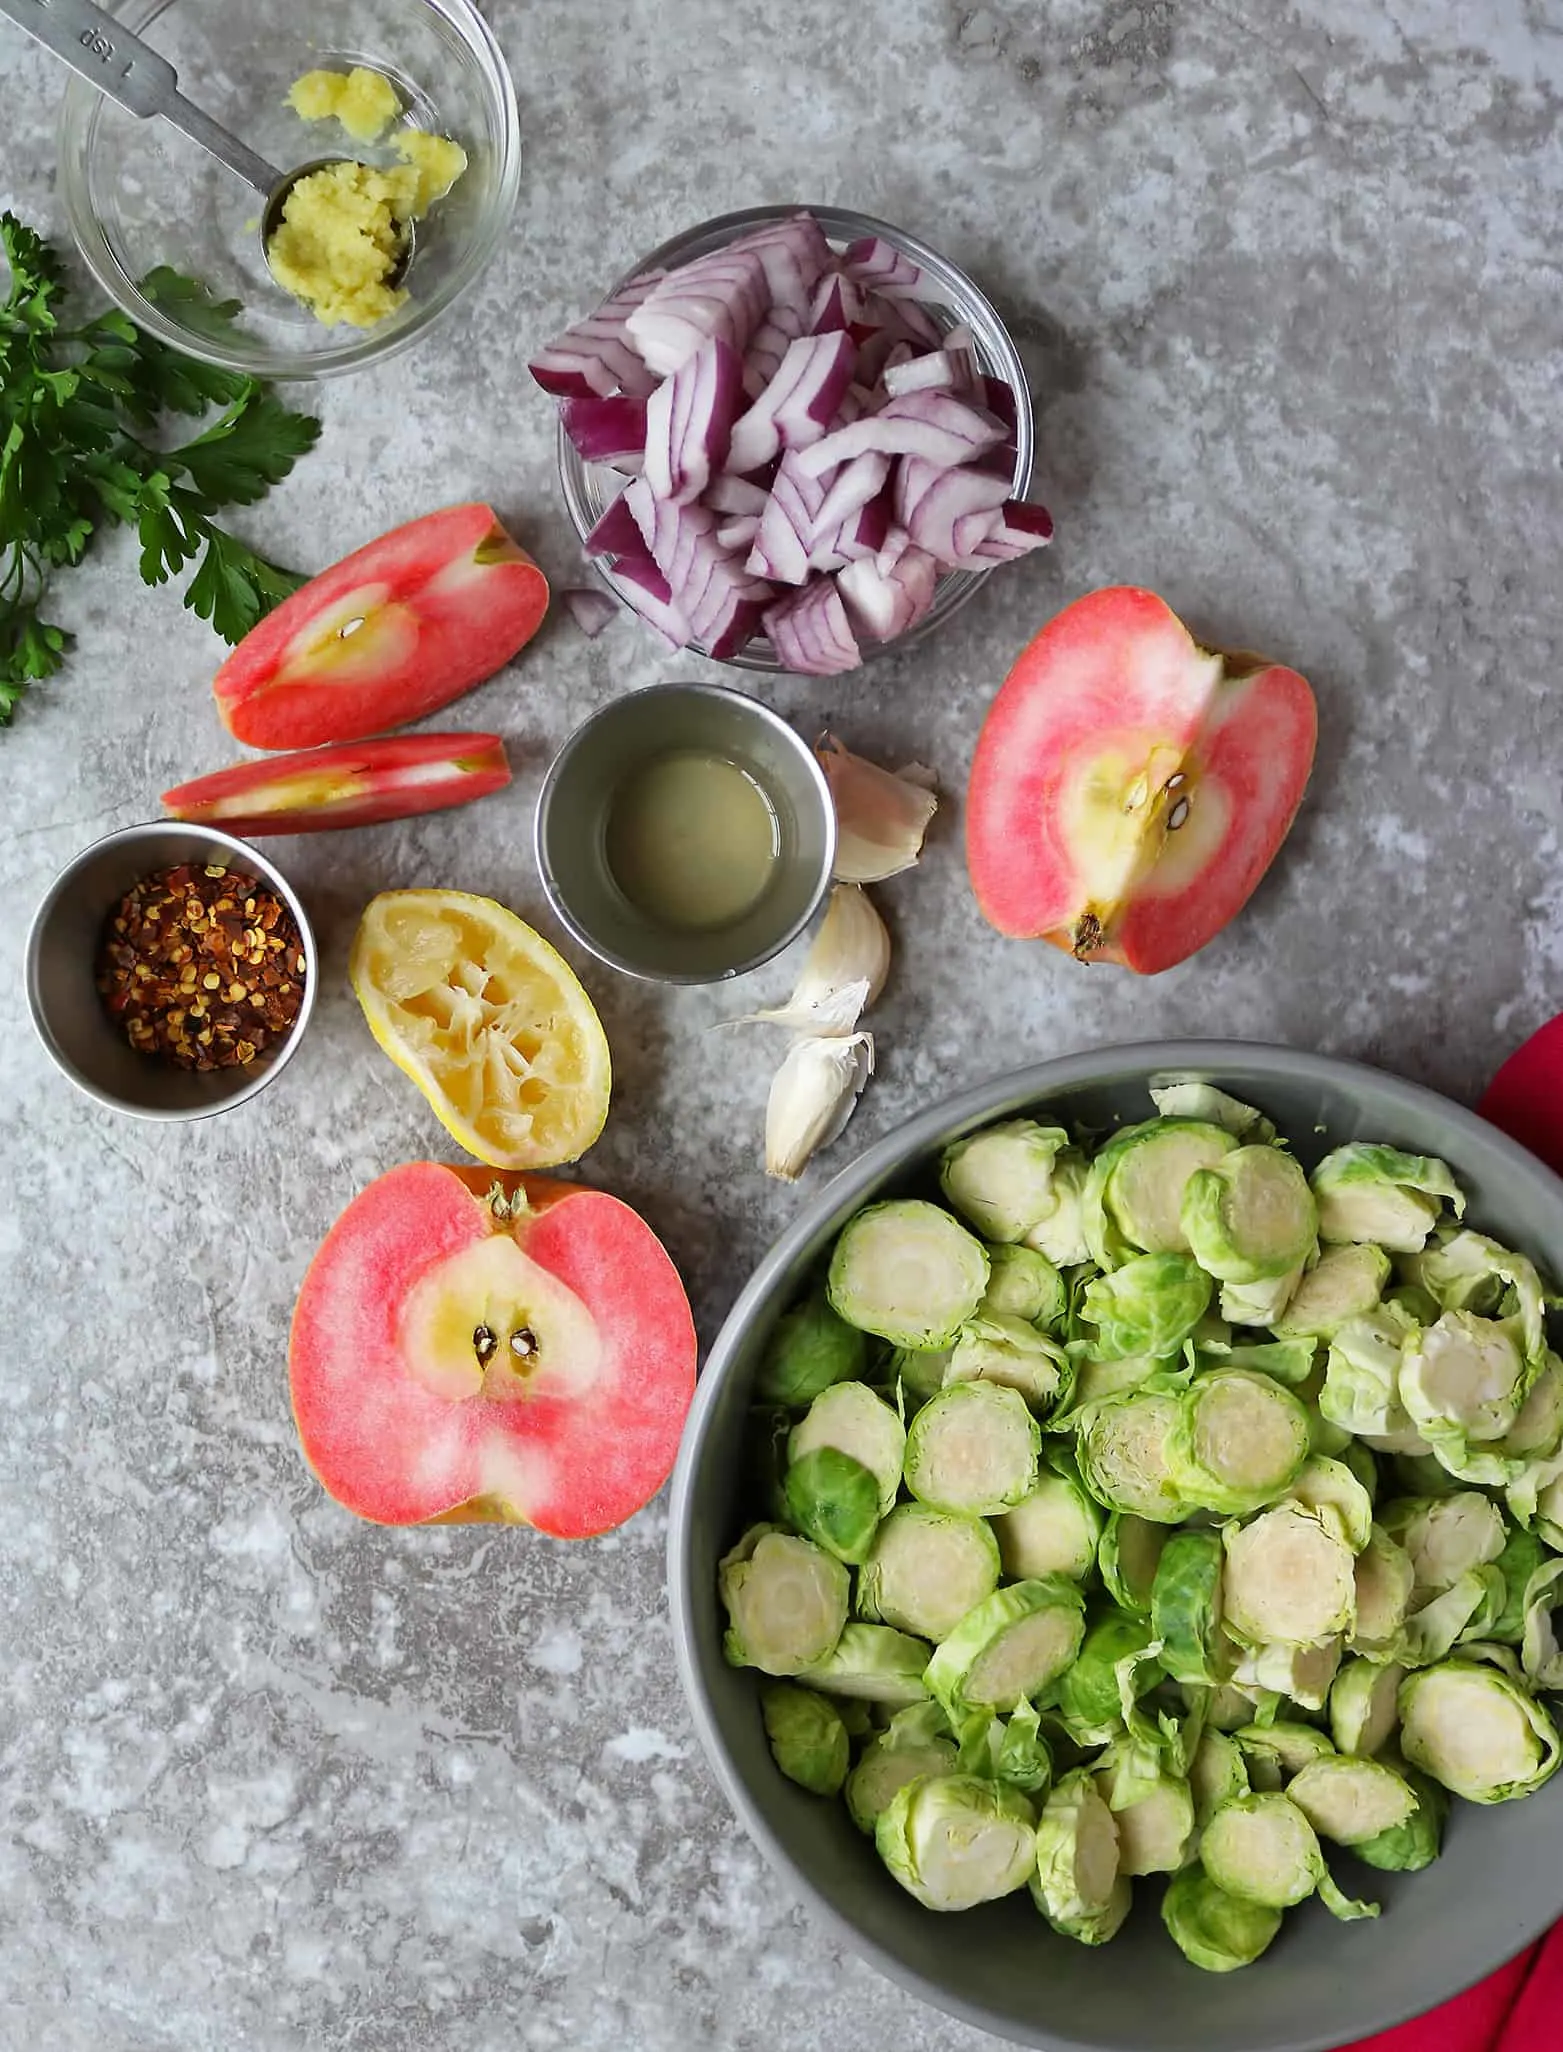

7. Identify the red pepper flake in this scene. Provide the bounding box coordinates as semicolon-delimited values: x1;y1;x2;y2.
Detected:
96;863;306;1073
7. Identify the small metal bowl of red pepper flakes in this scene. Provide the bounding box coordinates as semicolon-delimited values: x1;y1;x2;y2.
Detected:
25;822;317;1121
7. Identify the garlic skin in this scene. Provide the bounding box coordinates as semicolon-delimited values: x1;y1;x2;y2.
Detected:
737;885;890;1035
816;733;939;883
765;1033;875;1181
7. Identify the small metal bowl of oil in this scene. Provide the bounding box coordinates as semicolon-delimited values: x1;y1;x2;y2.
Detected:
535;683;836;984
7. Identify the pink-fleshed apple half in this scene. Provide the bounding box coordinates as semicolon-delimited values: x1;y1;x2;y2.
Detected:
213;504;549;751
966;587;1318;975
289;1164;697;1537
162;732;510;836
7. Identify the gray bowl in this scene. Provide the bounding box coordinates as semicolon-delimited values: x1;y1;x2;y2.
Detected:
667;1041;1563;2052
26;821;317;1120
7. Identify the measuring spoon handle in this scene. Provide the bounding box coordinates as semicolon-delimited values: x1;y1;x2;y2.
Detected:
0;0;281;195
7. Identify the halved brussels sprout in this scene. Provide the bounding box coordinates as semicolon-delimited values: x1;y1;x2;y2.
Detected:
1152;1528;1232;1685
1188;1729;1251;1826
1274;1244;1391;1339
828;1200;990;1350
798;1623;933;1705
1398;1661;1562;1803
858;1504;1001;1642
1329;1658;1406;1756
1354;1764;1448;1873
1200;1792;1377;1920
1094;1736;1196;1875
1520;1557;1563;1691
1054;1612;1161;1746
980;1243;1068;1329
903;1379;1040;1516
1399;1311;1532;1471
1402;1229;1547;1365
992;1449;1103;1582
924;1577;1086;1718
1086;1117;1241;1272
784;1445;881;1568
1023;1149;1093;1268
1350;1526;1418;1655
1379;1492;1507;1600
945;1314;1073;1418
1081;1253;1213;1362
1077;1389;1191;1524
1492;1526;1550;1645
1195;1334;1319;1386
1198;1682;1270;1732
789;1380;906;1517
1234;1720;1336;1780
1161;1866;1282;1973
1149;1083;1277;1143
1400;1568;1507;1667
1099;1512;1171;1616
1501;1354;1563;1465
889;1344;951;1406
1168;1370;1312;1516
1182;1146;1319;1288
957;1697;1055;1796
760;1683;851;1795
757;1289;868;1407
1223;1504;1357;1646
939;1120;1072;1243
1285;1455;1374;1553
720;1526;850;1675
876;1772;1037;1910
1219;1267;1306;1330
1058;1354;1165;1422
1311;1144;1464;1253
1232;1636;1343;1712
1507;1446;1563;1547
1320;1306;1422;1443
1030;1768;1126;1939
845;1702;958;1833
1286;1754;1418;1846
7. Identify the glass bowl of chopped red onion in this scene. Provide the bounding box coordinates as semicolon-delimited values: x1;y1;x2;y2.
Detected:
539;206;1047;678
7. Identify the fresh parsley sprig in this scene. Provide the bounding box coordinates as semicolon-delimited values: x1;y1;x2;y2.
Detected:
0;214;322;724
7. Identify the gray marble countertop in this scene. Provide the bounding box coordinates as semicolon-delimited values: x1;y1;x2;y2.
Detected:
2;3;1560;2047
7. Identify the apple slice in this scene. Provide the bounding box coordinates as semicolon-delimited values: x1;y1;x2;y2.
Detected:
289;1164;697;1537
966;587;1317;974
162;732;510;835
214;504;549;750
1480;1016;1563;1177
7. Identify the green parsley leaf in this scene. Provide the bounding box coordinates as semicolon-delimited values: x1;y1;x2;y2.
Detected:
182;527;305;644
169;390;322;508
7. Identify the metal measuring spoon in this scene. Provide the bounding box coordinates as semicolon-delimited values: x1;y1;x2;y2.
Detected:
0;0;413;289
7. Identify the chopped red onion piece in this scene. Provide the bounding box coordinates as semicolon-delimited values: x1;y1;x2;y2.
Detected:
743;303;806;399
808;450;891;541
763;577;862;675
562;587;618;639
808;273;861;334
716;515;761;550
706;595;769;661
970;500;1055;562
809;488;892;569
626;248;769;377
704;473;769;517
726;331;856;475
939;323;980;398
982;375;1019;432
643;334;743;506
796;391;1005;478
882;350;956;399
529;271;663;398
838;540;939;641
560;393;650;463
894;457;1011;566
608;552;690;652
623;477;772;644
841;236;925;300
746;451;830;585
583;489;646;556
725;212;832;318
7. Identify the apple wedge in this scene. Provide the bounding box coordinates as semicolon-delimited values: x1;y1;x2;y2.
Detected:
162;732;510;835
214;504;549;750
966;587;1317;974
289;1164;697;1537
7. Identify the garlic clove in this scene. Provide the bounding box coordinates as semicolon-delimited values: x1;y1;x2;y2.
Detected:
727;884;891;1036
816;733;939;883
765;1032;875;1181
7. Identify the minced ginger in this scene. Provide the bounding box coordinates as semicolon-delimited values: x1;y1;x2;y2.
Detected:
270;69;469;329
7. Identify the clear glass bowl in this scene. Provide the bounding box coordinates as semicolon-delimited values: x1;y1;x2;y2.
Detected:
555;205;1036;673
58;0;520;379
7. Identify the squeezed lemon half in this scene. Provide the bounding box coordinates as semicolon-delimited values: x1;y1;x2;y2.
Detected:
350;890;611;1170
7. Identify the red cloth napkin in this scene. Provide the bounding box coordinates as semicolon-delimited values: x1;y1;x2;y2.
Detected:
1337;1014;1563;2052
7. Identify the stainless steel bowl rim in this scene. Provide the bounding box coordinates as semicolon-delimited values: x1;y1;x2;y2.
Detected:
667;1039;1563;2052
533;679;837;985
25;818;318;1119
